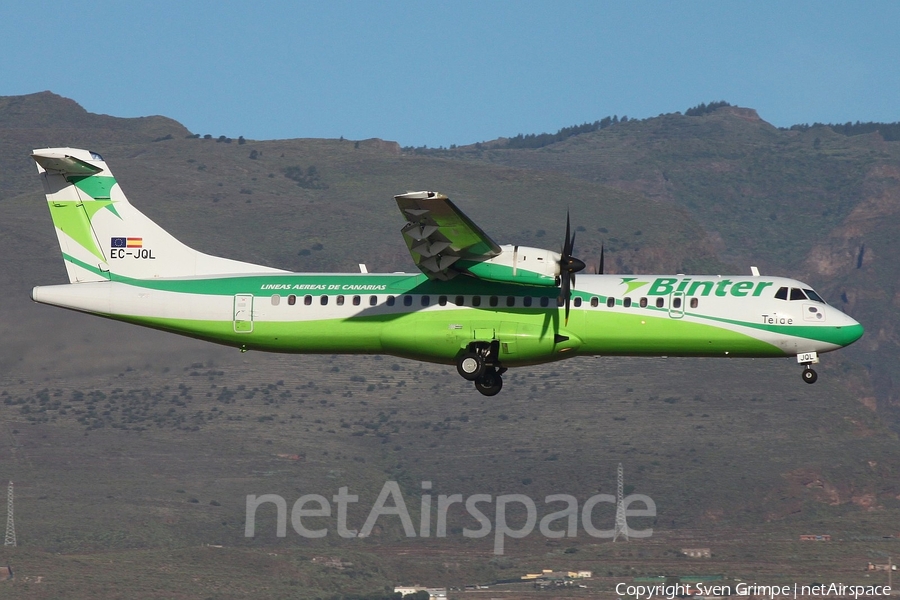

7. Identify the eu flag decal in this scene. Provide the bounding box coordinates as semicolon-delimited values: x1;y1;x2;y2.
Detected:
111;237;143;249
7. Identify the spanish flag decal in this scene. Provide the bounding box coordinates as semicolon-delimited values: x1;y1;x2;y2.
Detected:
111;237;144;249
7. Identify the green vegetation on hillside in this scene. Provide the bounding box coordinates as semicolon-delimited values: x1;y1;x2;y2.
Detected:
3;91;900;598
788;120;900;141
500;115;630;149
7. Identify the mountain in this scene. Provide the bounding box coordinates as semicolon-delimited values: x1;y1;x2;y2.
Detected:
1;92;899;598
442;105;900;418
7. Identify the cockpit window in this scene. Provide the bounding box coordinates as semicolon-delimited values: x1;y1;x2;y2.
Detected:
790;288;807;301
775;287;788;300
803;288;824;303
89;151;104;161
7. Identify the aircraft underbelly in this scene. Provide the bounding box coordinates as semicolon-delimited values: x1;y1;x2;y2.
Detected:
576;311;786;357
379;312;571;364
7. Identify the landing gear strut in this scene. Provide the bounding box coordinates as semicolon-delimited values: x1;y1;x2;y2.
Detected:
456;342;506;396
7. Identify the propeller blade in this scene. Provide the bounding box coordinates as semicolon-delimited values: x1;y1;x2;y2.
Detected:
557;211;585;326
561;271;571;325
598;244;604;275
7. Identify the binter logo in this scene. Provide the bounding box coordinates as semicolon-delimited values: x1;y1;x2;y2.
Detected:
623;277;775;298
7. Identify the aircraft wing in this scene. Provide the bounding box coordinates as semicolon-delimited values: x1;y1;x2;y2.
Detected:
395;191;502;280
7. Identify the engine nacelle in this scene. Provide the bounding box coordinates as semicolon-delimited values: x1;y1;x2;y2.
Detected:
460;245;560;286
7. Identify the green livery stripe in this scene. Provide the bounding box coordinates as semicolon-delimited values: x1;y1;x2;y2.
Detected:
600;302;863;347
50;203;106;261
93;303;788;365
700;313;864;347
68;175;116;200
579;311;783;357
458;260;556;286
59;251;855;350
61;253;561;296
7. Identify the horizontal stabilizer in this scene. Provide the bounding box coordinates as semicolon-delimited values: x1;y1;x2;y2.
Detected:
32;151;104;175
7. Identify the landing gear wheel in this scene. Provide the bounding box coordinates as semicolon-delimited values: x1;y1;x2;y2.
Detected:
457;352;485;381
802;367;818;384
475;369;503;396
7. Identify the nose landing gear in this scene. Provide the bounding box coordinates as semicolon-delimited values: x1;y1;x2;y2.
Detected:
456;342;506;396
797;351;819;384
801;366;818;384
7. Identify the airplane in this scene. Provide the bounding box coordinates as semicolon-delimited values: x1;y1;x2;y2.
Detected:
30;147;864;396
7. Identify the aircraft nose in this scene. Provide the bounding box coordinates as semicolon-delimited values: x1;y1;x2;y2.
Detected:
835;312;864;347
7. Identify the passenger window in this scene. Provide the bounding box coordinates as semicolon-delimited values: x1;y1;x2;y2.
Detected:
655;297;664;308
639;297;648;308
352;295;361;306
271;294;281;306
489;296;498;307
320;295;328;305
539;297;549;308
455;295;464;306
403;295;413;306
288;294;296;306
690;298;698;309
590;297;599;307
304;295;312;305
336;295;345;306
775;287;788;300
472;296;482;307
506;296;515;307
421;295;430;306
607;297;615;308
439;296;448;306
387;295;395;306
623;298;632;308
369;295;377;306
523;297;533;307
804;289;824;303
557;297;564;307
574;297;582;307
673;297;682;309
790;288;807;301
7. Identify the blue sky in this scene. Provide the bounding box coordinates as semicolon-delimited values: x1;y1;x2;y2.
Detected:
3;1;899;147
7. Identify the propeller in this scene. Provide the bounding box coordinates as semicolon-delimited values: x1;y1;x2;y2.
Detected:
558;212;586;324
597;243;605;275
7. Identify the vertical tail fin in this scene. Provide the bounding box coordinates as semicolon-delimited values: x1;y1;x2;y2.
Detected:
32;148;285;283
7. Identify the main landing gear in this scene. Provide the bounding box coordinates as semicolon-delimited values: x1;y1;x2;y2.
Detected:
798;351;819;384
456;342;506;396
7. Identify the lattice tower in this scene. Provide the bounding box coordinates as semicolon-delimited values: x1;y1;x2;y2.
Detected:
613;464;628;542
4;481;15;547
